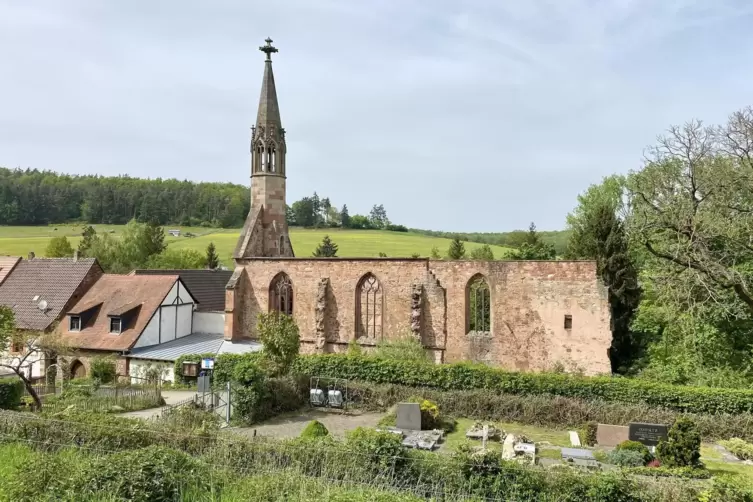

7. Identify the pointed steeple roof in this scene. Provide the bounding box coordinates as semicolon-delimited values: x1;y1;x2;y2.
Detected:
256;38;282;129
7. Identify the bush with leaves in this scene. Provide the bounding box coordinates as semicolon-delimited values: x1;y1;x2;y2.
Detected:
90;356;117;384
657;417;702;468
0;378;23;410
615;440;652;465
45;235;74;257
257;311;300;376
300;420;329;439
374;333;428;363
581;421;598;447
345;427;406;473
607;449;646;467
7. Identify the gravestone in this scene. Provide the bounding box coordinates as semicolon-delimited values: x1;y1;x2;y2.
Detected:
628;423;668;447
501;433;516;460
561;448;598;469
596;424;629;446
396;402;422;431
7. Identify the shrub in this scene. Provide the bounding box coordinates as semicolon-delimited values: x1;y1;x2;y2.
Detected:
581;421;598;447
606;449;646;467
615;440;652;465
84;446;210;502
657;417;701;468
257;311;300;376
301;420;329;439
625;466;711;479
345;427;406;473
374;334;428;363
90;356;117;384
293;354;753;414
172;352;215;384
699;475;753;502
720;438;753;461
0;377;23;410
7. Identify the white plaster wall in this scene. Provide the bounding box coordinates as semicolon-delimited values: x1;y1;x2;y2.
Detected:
193;312;225;334
162;282;179;305
133;311;161;348
129;360;175;384
161;305;177;342
176;304;193;339
0;349;44;380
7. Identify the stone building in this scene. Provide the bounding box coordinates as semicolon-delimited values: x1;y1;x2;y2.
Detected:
225;40;613;376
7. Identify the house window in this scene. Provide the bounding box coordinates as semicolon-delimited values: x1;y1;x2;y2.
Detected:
564;315;573;330
467;274;491;333
69;316;81;332
269;272;294;316
182;361;198;378
110;317;122;334
10;340;23;353
356;273;383;340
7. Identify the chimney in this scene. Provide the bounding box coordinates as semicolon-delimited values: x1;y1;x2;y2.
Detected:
27;251;35;260
73;250;79;262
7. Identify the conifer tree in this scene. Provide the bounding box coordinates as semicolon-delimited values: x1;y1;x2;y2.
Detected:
447;238;466;259
206;242;219;269
312;235;339;257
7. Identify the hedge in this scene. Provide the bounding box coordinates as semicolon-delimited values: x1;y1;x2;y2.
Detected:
293;355;753;414
0;378;23;410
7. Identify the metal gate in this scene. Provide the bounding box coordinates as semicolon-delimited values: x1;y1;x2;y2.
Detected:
195;381;232;425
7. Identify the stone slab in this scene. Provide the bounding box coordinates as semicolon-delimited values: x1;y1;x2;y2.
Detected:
569;431;581;447
514;443;536;454
561;448;595;460
628;423;668;447
596;424;629;447
396;402;421;431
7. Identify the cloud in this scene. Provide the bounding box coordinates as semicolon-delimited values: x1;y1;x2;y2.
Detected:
1;0;752;231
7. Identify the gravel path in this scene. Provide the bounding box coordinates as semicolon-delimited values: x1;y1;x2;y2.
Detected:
230;408;384;439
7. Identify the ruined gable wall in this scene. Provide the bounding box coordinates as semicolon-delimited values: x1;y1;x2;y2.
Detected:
429;260;611;375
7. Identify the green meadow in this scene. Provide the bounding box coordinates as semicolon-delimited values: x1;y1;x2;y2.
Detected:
0;224;513;265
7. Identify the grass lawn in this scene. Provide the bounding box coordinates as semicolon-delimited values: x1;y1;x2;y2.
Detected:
0;225;513;265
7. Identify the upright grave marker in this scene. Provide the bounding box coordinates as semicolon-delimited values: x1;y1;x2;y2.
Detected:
396;402;422;431
628;423;668;447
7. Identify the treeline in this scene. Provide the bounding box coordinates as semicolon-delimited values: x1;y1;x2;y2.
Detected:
411;227;570;255
0;167;249;227
286;192;407;231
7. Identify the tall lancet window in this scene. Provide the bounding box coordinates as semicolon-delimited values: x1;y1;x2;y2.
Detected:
269;145;276;173
356;273;383;340
260;143;267;172
269;272;293;316
256;144;264;173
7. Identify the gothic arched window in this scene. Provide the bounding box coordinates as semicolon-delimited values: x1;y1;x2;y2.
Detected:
356;273;383;340
269;145;276;173
467;274;490;333
269;272;293;316
257;143;265;172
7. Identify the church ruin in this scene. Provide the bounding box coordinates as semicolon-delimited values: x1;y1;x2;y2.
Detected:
224;39;613;375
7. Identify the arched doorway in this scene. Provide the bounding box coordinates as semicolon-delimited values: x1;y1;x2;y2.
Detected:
70;360;86;379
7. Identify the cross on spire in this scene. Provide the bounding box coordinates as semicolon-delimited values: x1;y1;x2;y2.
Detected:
259;37;278;61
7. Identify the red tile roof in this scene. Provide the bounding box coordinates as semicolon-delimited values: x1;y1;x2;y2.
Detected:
60;274;179;351
0;256;20;286
0;257;100;331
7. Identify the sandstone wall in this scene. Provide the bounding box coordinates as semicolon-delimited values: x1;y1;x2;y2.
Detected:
227;258;612;375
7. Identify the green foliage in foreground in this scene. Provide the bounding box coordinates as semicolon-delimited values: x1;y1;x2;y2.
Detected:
293;354;753;414
0;378;22;410
719;438;753;461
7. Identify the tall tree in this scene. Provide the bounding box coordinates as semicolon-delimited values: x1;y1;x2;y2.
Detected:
291;197;315;227
312;235;339;257
447;238;466;259
206;242;219;270
369;204;389;229
77;225;97;257
0;307;44;409
340;204;351;228
142;219;167;258
568;192;641;373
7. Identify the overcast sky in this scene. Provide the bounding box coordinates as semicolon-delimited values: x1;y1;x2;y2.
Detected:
1;1;752;232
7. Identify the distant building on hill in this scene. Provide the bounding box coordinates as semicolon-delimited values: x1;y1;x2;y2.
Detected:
167;229;181;237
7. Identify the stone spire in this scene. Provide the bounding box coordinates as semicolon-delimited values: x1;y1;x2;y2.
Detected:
255;38;282;133
234;38;294;259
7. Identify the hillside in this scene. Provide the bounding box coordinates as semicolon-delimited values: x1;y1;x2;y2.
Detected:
0;225;513;265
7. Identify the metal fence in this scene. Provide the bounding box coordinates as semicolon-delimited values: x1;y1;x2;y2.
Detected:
37;386;164;414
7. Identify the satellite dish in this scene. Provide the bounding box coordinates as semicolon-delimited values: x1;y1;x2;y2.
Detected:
37;300;48;311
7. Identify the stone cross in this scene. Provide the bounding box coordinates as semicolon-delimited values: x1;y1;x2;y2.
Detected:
259;37;278;61
482;424;489;450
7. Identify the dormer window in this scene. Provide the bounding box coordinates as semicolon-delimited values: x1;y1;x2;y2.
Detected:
69;316;81;332
110;317;122;334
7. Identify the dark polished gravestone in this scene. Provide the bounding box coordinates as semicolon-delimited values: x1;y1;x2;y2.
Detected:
628;423;668;446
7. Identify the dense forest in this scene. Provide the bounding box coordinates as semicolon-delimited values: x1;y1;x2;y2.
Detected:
0;168;250;227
